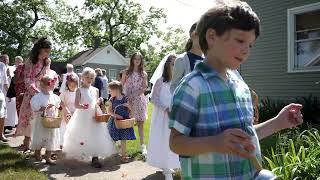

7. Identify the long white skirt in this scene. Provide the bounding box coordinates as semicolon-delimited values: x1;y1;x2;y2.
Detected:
63;108;116;161
147;105;180;169
5;98;18;127
30;113;60;151
60;119;67;146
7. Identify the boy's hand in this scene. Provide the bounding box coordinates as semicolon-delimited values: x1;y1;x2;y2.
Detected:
275;103;303;130
216;129;256;158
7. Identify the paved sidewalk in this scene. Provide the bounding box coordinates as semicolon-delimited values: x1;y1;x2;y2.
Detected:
6;136;165;180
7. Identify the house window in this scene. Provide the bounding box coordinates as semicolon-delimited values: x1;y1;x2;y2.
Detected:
109;69;117;81
288;2;320;72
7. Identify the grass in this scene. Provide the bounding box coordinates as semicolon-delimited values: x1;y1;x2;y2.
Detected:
0;143;47;180
126;103;153;159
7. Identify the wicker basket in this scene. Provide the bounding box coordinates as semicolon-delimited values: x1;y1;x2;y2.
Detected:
113;104;135;129
95;106;111;122
41;105;62;128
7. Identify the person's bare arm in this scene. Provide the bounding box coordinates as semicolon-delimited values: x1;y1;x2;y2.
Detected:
169;129;255;158
75;88;86;109
255;103;303;140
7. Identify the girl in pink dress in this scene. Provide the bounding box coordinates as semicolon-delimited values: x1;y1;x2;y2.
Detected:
121;52;148;156
16;38;52;152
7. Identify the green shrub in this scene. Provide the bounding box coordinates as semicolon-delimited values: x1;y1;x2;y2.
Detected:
259;95;320;124
263;129;320;179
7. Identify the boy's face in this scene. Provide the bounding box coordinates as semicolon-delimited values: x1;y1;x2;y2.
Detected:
207;29;256;70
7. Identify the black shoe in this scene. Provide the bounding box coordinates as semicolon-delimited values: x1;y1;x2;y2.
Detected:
91;157;102;168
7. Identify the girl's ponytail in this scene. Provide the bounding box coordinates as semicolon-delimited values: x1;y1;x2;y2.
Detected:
184;38;193;52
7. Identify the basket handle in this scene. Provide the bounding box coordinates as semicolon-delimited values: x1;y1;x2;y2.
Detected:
113;104;129;114
42;104;59;117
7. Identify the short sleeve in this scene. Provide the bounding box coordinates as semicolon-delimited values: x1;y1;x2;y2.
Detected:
169;81;199;136
123;96;128;103
30;94;41;111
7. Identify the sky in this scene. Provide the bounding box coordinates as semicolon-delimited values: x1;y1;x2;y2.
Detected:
65;0;216;33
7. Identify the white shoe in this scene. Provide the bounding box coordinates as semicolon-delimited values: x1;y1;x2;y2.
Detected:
141;144;147;156
163;169;173;180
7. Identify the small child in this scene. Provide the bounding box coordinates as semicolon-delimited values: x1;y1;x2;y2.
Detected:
107;80;136;163
169;1;304;179
30;74;61;164
59;74;78;148
63;67;116;168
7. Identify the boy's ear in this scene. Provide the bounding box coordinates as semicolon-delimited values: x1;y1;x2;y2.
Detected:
206;28;216;47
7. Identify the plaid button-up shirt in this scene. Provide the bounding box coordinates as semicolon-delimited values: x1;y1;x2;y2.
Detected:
169;61;261;180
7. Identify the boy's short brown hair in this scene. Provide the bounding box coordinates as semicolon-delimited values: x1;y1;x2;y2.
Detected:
108;80;123;93
197;0;260;54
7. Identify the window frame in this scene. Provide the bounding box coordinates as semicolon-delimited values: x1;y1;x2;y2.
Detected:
109;69;117;81
287;2;320;73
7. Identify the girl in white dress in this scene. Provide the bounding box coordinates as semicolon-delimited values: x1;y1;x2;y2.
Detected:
30;74;61;164
59;74;78;148
63;67;116;168
147;55;180;180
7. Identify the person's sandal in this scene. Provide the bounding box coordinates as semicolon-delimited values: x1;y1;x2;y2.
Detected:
91;157;102;168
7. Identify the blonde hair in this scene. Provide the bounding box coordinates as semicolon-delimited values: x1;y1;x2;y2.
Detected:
66;63;74;69
15;56;23;62
82;67;95;77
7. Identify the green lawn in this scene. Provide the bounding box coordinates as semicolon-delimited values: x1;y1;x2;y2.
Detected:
127;103;153;159
0;143;47;180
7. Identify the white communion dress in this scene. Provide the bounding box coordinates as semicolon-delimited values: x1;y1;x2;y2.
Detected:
147;77;180;169
63;86;116;160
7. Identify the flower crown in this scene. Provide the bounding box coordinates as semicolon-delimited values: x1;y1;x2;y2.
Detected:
66;74;77;82
41;75;58;86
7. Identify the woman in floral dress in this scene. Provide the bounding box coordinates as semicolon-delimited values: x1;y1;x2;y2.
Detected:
14;63;26;117
121;52;148;156
16;38;52;152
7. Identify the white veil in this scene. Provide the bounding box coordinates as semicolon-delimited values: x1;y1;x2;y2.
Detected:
149;54;171;85
149;54;171;98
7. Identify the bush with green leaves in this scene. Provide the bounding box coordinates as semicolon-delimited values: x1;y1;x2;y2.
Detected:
264;129;320;179
259;95;320;124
